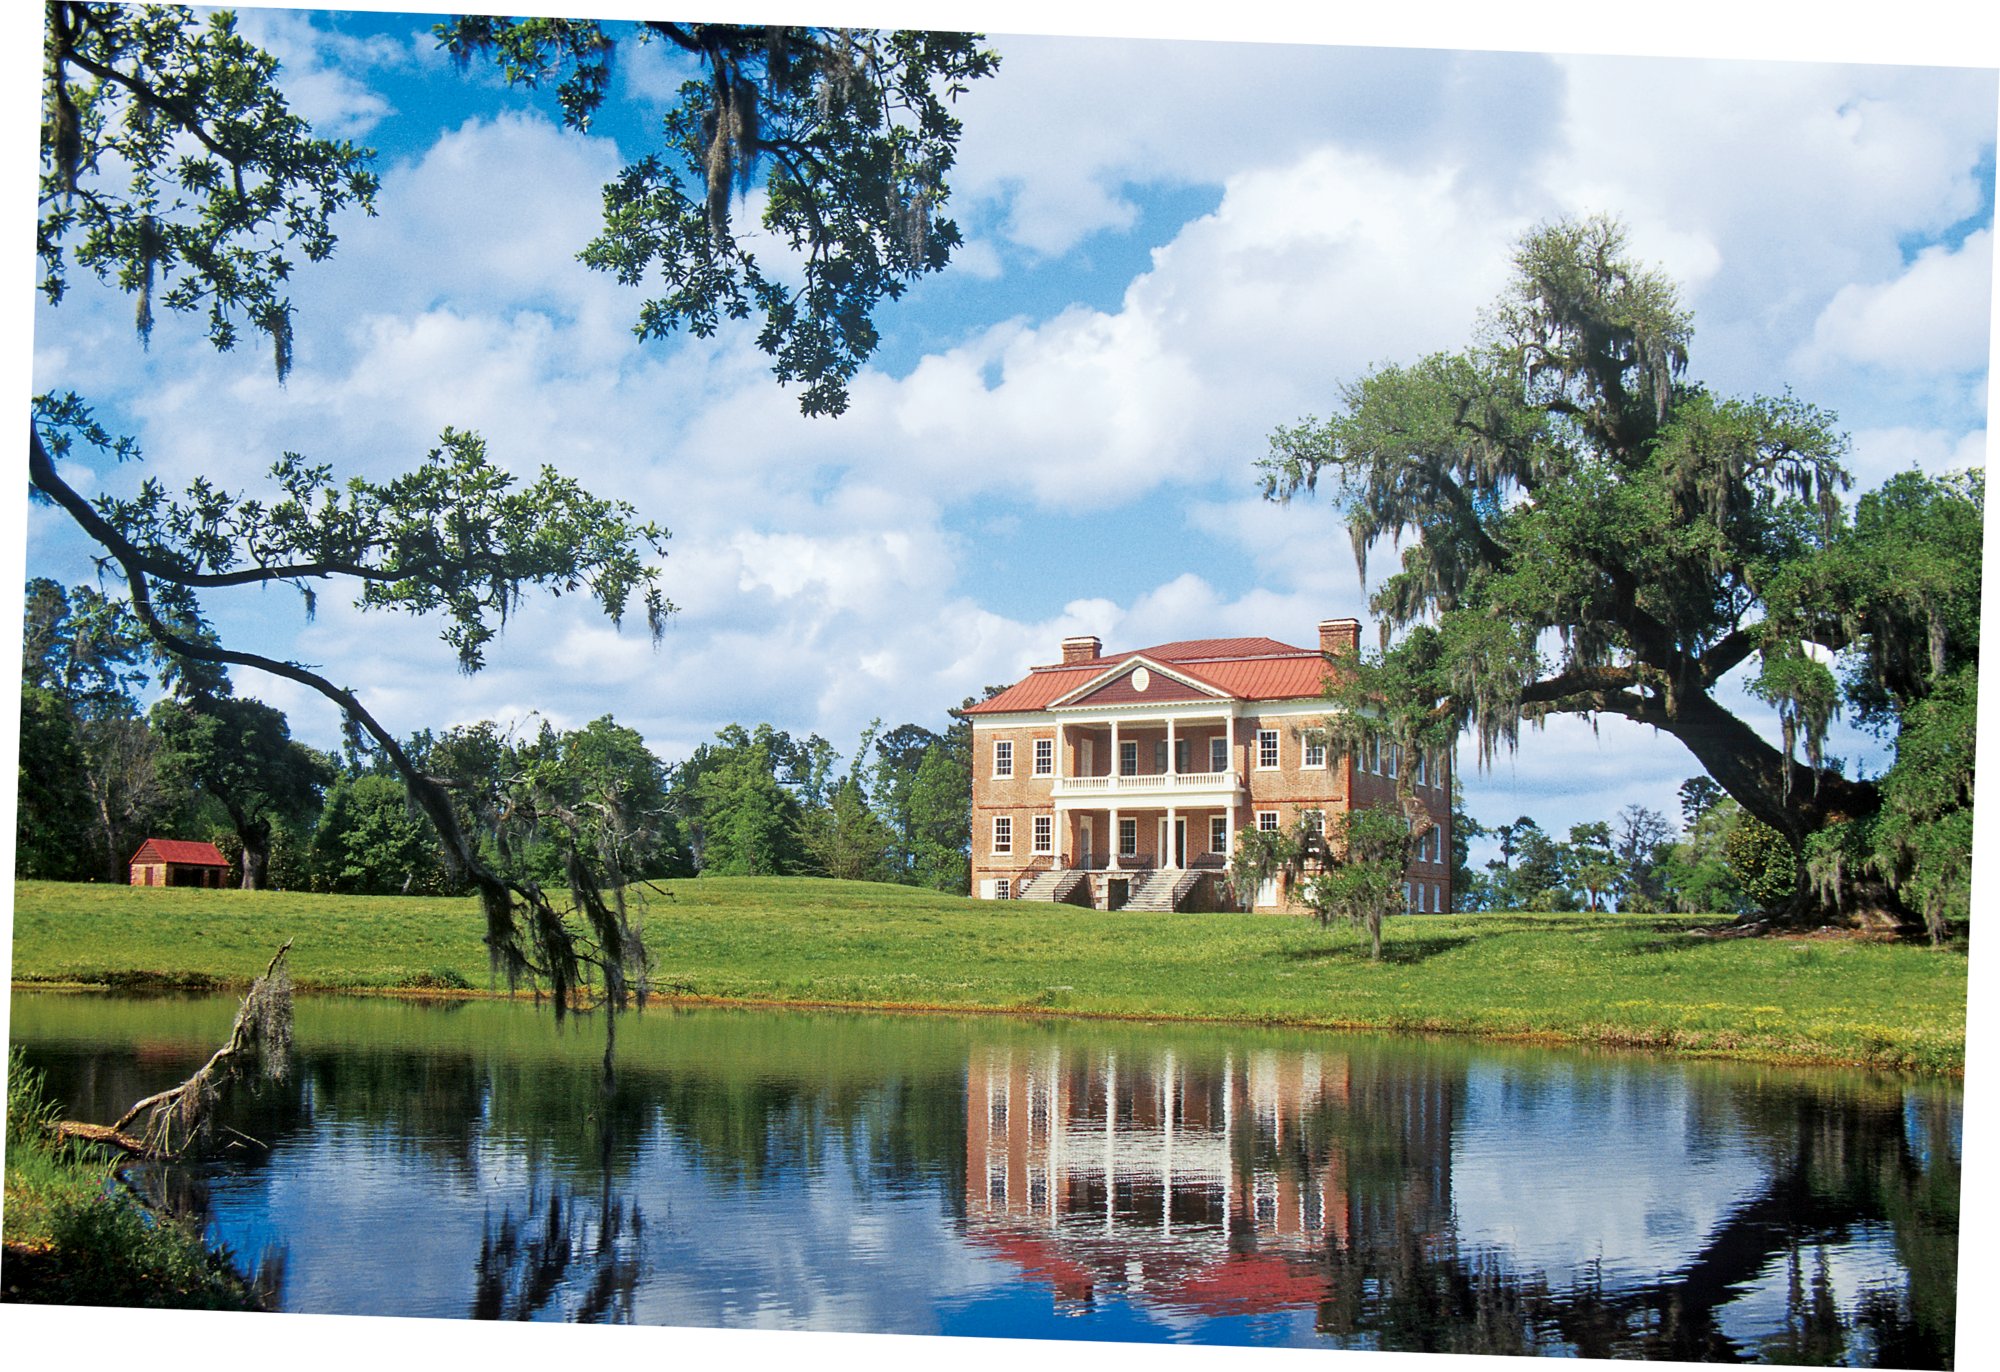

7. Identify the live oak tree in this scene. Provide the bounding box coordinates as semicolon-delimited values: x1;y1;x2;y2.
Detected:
1263;216;1974;934
438;17;1000;418
34;7;996;1019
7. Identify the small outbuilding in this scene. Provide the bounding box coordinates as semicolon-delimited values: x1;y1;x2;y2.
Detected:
129;838;232;889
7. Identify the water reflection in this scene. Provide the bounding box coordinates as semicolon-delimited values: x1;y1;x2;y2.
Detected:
8;993;1957;1365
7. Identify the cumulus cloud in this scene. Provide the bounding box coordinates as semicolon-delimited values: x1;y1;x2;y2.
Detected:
1799;229;1994;377
21;8;1992;822
231;7;411;137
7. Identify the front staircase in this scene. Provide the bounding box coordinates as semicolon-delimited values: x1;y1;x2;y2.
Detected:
1121;868;1210;912
1015;867;1089;905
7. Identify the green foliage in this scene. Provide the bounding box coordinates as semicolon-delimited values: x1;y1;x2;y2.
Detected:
22;577;154;712
440;20;1000;418
1809;665;1977;942
1298;805;1410;959
3;1050;260;1310
905;724;972;893
1259;215;1925;926
150;686;332;888
1655;792;1750;915
40;3;379;377
1226;819;1306;910
803;775;899;882
311;773;453;895
1725;812;1799;911
1565;820;1621;912
16;684;94;880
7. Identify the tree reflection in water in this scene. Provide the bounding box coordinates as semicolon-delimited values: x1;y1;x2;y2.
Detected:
470;1124;644;1322
961;1040;1957;1367
9;994;1959;1363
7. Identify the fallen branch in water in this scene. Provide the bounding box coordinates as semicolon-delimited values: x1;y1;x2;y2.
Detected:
67;940;296;1158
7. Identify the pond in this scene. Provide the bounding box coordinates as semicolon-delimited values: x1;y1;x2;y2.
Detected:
8;991;1959;1365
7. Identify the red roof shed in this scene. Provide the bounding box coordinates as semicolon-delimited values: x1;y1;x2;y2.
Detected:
129;838;231;889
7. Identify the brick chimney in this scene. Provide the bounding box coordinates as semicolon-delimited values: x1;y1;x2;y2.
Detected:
1318;617;1361;658
1061;635;1102;665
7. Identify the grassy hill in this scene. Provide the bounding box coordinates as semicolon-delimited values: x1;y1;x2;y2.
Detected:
7;878;1967;1073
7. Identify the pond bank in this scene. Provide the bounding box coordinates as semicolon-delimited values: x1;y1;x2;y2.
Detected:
8;877;1967;1074
1;1052;264;1310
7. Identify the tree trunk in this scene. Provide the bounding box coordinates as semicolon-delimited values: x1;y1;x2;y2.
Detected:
1652;689;1918;933
235;816;271;890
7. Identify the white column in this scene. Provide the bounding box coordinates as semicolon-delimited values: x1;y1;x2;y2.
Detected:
1110;717;1121;779
1104;1054;1117;1233
1110;806;1121;869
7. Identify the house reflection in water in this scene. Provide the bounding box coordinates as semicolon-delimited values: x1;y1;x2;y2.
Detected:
962;1044;1452;1319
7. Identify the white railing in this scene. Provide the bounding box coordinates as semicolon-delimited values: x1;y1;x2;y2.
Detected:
1051;770;1240;796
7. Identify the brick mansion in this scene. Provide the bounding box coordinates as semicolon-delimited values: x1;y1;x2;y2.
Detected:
963;618;1453;914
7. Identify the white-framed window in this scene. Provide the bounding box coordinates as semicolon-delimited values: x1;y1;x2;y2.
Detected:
1155;740;1169;773
1433;882;1444;912
1033;738;1053;776
1386;743;1399;778
1404;881;1414;911
993;815;1012;854
1257;729;1280;769
1416;882;1428;912
1032;815;1052;855
1304;738;1326;769
1304;809;1325;838
1257;810;1279;833
1119;817;1138;856
1209;736;1227;773
1210;816;1228;853
1415;752;1427;786
1120;741;1138;776
995;878;1012;900
994;739;1013;778
1364;736;1379;773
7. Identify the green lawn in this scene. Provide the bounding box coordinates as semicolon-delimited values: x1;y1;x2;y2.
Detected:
7;877;1968;1074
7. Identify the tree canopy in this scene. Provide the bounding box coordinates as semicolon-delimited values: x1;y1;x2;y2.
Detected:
33;7;999;1023
1262;216;1977;936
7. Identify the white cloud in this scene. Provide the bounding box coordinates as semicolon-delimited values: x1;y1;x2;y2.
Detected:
231;8;411;137
1799;229;1994;377
1847;424;1987;489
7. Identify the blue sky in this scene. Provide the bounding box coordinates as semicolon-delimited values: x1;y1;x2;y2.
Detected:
14;3;1997;873
5;7;1998;1372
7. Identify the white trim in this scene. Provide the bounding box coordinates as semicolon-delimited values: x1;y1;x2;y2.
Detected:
1046;654;1233;708
992;815;1012;854
1255;728;1280;770
1032;813;1053;855
1032;736;1054;776
993;738;1013;778
1256;810;1279;832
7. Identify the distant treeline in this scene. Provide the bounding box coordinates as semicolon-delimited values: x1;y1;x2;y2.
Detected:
1457;780;1795;916
17;577;978;895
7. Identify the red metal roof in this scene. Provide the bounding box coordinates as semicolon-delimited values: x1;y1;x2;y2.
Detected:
1133;636;1308;662
131;838;230;867
964;635;1340;714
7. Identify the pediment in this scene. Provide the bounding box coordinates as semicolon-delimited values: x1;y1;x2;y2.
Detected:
1051;655;1231;708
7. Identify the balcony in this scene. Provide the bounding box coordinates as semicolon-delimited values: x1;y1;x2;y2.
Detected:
1050;769;1242;800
